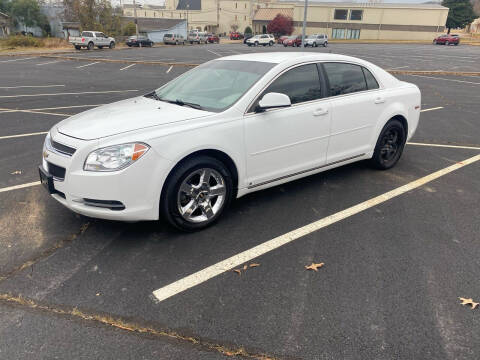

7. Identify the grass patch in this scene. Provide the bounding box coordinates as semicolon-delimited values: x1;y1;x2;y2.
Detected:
0;36;70;52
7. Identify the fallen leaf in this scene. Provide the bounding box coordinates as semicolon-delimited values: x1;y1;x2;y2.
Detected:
96;293;101;296
305;263;325;272
459;297;479;309
10;170;22;175
243;264;248;271
233;269;241;275
249;263;260;268
225;352;234;356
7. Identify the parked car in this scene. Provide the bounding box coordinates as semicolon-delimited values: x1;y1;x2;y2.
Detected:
39;53;420;230
433;34;460;46
163;33;185;45
69;31;115;50
243;34;253;44
283;35;302;47
277;35;289;44
304;34;328;47
188;31;208;44
126;35;154;47
230;32;244;40
207;34;220;43
246;34;275;46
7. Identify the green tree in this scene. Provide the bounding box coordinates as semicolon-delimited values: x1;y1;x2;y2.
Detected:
11;0;43;30
0;0;12;13
442;0;476;33
244;26;252;34
123;21;136;36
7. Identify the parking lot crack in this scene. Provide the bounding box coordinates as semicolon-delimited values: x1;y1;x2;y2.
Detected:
0;222;89;284
0;293;282;360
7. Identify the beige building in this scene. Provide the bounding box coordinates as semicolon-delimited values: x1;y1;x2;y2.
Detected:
123;1;449;40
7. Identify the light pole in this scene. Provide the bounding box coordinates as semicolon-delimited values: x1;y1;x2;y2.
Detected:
301;0;308;50
132;0;139;39
187;4;190;31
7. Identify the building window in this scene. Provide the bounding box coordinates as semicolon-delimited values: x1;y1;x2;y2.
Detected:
332;28;345;39
235;2;237;8
346;29;360;39
244;15;246;21
334;9;348;20
245;3;246;8
350;10;363;21
144;11;146;16
235;15;238;20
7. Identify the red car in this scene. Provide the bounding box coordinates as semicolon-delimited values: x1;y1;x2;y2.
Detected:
207;34;219;43
277;35;288;44
433;34;460;46
229;32;243;40
283;35;302;47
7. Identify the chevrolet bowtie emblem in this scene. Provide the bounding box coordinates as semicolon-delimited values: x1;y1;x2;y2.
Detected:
43;151;49;159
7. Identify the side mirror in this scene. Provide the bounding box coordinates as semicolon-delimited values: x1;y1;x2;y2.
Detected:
256;92;291;113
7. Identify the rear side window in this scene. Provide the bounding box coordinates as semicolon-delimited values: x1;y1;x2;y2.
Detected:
362;68;379;90
323;62;368;96
82;32;93;37
253;64;322;109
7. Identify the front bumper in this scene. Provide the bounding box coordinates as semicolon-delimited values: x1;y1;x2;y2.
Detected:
40;129;173;221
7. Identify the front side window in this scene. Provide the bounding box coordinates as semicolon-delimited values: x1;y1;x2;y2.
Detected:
251;64;322;111
323;62;368;96
350;10;363;20
334;9;348;20
154;60;275;112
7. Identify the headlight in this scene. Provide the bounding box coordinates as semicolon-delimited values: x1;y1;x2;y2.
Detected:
84;143;149;172
44;132;53;152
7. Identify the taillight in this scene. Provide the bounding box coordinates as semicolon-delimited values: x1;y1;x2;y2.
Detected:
81;37;85;42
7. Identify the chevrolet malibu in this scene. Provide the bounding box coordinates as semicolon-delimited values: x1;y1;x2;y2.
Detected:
39;53;421;231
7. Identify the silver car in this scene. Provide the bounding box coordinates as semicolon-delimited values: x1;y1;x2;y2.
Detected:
304;34;328;47
163;33;185;45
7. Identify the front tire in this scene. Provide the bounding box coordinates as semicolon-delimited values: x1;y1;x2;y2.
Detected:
160;156;233;231
370;119;406;170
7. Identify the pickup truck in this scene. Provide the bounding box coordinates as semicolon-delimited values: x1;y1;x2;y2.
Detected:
70;31;116;50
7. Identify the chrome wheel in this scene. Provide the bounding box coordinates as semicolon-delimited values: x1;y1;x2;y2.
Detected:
177;168;226;223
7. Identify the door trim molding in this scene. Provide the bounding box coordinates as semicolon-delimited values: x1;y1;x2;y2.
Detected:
248;153;366;189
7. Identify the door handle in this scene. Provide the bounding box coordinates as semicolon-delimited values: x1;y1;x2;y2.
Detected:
313;108;329;116
374;97;385;104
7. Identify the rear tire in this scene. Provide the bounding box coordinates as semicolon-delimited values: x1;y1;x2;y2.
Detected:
445;41;449;46
323;41;328;47
433;40;437;45
269;41;273;46
254;41;258;47
87;42;94;50
109;42;115;49
160;156;233;231
313;42;318;47
369;119;406;170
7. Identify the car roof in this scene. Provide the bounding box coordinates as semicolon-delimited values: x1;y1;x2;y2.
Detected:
219;52;364;65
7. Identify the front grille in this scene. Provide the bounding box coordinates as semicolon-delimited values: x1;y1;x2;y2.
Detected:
51;140;76;156
48;162;66;180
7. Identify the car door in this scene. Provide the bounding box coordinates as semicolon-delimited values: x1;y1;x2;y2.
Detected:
244;63;331;187
321;62;385;163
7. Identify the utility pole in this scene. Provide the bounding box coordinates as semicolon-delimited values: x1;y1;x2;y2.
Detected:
132;0;139;39
301;0;308;50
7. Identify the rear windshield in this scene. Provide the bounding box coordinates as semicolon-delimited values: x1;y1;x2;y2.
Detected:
81;32;93;37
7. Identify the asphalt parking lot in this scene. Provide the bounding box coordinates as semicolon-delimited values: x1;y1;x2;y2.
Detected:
0;43;479;359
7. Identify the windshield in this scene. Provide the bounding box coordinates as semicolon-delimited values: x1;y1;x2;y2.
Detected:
153;60;275;112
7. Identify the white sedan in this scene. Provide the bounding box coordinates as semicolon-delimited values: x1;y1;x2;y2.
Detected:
40;52;421;231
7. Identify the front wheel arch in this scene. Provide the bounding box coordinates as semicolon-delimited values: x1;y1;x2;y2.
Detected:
161;149;239;203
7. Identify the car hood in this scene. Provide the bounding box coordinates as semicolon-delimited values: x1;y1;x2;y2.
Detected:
57;96;214;140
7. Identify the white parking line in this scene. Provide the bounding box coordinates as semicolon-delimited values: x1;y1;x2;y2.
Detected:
206;49;222;57
0;85;65;89
2;109;71;116
408;75;480;85
76;62;100;69
0;181;41;194
30;104;104;111
407;142;480;151
152;153;480;302
0;57;36;63
389;66;409;70
0;90;138;99
119;64;135;71
36;60;62;66
421;107;444;112
166;65;173;74
0;131;48;140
